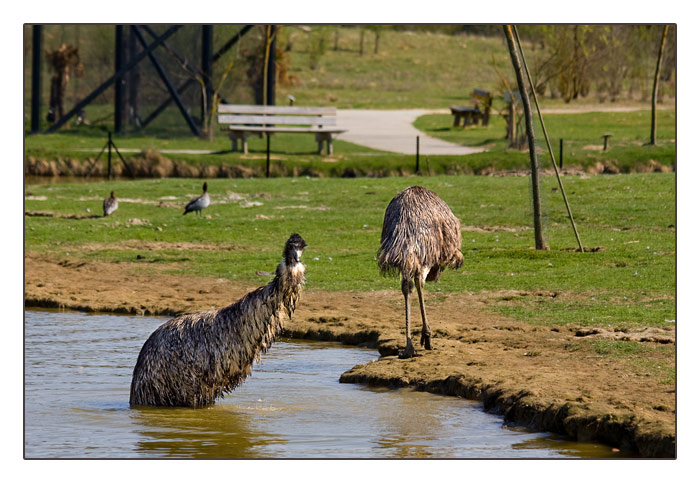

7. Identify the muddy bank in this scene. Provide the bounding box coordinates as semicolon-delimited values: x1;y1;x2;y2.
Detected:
24;254;675;457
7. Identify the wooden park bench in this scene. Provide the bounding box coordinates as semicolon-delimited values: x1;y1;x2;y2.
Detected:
449;88;493;127
217;104;346;155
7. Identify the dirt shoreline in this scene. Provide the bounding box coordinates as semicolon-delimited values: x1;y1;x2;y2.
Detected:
24;254;676;458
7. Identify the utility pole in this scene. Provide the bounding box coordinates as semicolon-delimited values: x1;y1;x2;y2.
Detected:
503;25;547;250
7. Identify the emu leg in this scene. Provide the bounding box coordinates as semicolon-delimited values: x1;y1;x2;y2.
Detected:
399;277;415;359
415;276;432;350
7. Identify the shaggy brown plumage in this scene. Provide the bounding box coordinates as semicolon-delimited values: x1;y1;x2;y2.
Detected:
377;186;463;358
129;234;307;408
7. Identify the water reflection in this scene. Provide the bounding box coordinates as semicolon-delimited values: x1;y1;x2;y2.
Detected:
130;406;279;458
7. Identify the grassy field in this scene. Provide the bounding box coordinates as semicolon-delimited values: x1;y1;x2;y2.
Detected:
277;28;513;109
25;107;676;178
25;173;675;330
413;108;676;173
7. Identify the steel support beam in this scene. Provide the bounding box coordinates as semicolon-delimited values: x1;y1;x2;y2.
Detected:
30;25;42;133
136;25;253;131
266;25;276;106
45;24;182;133
114;25;127;133
132;25;200;136
202;25;213;121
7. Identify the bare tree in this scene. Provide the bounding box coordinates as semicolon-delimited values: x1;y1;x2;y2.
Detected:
504;25;547;251
46;44;83;123
650;25;669;146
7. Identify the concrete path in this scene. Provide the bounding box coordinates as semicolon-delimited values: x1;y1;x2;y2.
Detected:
77;106;666;157
335;109;485;155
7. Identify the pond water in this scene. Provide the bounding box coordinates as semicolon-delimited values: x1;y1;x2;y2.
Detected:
24;309;631;458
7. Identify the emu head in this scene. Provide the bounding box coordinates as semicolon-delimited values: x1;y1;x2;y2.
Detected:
202;182;208;193
110;191;115;198
284;233;307;265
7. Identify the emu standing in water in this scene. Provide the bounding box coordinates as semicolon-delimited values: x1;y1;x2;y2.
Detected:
130;234;307;407
183;182;210;216
103;191;118;217
377;186;463;358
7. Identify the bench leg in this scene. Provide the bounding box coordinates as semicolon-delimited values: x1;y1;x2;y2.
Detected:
229;132;238;152
228;132;252;153
316;133;333;156
452;115;460;127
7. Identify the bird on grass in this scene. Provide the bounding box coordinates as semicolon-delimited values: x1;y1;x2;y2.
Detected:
183;182;210;216
103;191;118;217
377;186;463;358
130;234;307;407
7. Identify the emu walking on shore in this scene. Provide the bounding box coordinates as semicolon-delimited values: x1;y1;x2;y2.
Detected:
129;234;307;407
103;191;118;217
377;186;463;358
183;182;210;216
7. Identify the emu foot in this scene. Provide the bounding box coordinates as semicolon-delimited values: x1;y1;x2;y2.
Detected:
420;332;433;350
399;340;416;359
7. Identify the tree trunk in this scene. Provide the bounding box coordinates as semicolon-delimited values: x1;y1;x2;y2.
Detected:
503;25;547;250
650;25;669;146
262;25;272;106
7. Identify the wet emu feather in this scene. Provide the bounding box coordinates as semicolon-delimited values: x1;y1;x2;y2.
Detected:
129;234;307;408
377;186;463;358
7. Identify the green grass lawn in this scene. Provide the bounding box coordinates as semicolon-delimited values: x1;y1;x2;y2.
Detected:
25;173;675;331
25;107;676;178
277;28;513;109
413;108;676;172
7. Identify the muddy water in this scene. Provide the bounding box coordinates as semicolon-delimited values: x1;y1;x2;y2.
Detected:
24;309;631;458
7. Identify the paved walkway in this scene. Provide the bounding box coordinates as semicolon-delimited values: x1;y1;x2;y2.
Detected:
335;109;485;155
77;106;665;156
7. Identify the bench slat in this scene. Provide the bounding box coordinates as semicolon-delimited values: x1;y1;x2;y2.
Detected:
218;114;336;126
218;104;336;116
228;126;345;133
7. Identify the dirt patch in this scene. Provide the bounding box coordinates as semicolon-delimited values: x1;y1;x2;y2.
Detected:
75;241;242;252
25;211;102;220
574;327;675;344
462;225;530;233
24;253;675;457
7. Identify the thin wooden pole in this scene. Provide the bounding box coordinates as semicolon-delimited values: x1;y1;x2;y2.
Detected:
503;25;547;251
513;25;584;253
107;131;113;179
266;134;271;177
650;25;669;146
415;136;420;173
559;138;564;169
